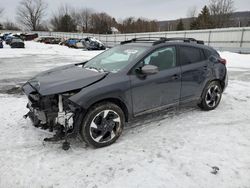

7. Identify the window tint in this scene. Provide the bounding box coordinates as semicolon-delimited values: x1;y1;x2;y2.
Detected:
179;46;205;65
143;47;176;71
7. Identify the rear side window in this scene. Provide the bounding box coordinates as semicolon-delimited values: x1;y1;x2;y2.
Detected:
179;46;206;65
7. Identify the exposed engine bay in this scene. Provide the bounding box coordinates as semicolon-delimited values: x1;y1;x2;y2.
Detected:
23;88;83;150
21;63;108;149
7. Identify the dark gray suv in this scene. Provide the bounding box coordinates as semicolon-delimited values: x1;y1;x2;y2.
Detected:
22;38;228;149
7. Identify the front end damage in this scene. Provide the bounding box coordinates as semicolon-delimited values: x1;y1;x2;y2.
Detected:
22;63;108;149
23;82;83;150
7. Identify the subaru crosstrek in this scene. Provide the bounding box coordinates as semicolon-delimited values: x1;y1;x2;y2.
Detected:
22;38;228;149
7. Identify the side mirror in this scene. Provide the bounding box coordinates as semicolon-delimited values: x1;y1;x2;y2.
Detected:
141;65;159;75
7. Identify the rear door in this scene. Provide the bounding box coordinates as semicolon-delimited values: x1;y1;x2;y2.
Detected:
130;46;181;115
178;45;210;101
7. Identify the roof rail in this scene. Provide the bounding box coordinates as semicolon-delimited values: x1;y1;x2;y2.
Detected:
120;37;161;44
162;37;204;45
120;37;204;45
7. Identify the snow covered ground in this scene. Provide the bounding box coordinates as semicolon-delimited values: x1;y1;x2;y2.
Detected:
0;41;250;188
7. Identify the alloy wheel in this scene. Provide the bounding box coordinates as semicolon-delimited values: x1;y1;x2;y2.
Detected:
205;85;222;108
89;110;121;143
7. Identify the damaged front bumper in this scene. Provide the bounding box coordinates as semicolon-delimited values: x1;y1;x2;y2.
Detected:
22;82;83;138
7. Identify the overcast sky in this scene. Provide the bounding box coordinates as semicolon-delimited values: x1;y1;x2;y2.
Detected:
0;0;249;22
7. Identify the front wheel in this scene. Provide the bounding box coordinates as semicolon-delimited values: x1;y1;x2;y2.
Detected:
198;81;222;111
80;102;125;148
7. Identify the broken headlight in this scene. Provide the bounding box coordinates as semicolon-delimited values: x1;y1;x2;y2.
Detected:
29;80;40;91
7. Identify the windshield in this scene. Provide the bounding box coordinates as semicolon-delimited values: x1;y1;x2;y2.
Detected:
84;45;148;73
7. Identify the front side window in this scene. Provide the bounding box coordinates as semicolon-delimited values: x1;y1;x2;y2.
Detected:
84;45;148;73
137;46;176;71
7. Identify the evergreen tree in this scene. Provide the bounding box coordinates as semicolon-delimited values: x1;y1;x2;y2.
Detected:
190;5;213;30
176;19;184;30
198;6;213;29
59;14;77;32
190;19;199;30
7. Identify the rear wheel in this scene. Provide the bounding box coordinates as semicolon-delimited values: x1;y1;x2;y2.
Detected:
198;81;222;111
80;102;125;148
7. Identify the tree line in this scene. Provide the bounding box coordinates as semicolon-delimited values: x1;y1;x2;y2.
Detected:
176;0;234;31
0;0;158;33
0;0;235;33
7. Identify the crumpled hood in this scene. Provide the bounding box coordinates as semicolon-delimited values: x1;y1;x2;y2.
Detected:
27;64;107;96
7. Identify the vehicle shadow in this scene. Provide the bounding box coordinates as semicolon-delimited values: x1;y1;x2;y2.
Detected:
69;102;200;150
126;102;199;130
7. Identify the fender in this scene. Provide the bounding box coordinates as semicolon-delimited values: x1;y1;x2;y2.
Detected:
69;73;133;117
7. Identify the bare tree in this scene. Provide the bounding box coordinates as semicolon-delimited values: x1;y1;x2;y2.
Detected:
209;0;235;27
16;0;47;31
187;6;197;18
89;12;114;34
74;8;94;32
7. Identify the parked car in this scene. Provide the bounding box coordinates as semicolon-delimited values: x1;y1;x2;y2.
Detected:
75;40;85;49
45;37;62;44
21;33;38;41
35;36;49;43
51;38;62;44
69;37;106;50
0;33;12;40
10;38;25;48
64;38;80;48
22;37;228;149
82;37;106;50
36;36;62;44
5;35;15;45
0;39;3;48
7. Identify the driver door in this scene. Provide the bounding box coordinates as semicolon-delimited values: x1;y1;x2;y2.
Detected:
129;46;181;115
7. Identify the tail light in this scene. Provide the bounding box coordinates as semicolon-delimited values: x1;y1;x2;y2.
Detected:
219;58;227;65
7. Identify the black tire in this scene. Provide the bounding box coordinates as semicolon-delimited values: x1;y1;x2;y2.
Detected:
80;102;125;148
198;81;222;111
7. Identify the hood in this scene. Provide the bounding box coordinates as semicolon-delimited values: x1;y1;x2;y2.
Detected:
27;64;107;96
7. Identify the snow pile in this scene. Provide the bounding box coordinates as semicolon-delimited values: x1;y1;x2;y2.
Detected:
220;51;250;70
0;42;250;188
